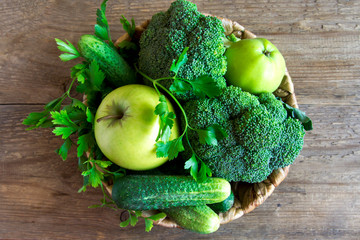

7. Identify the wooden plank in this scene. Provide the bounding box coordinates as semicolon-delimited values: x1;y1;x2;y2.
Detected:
1;0;360;239
1;0;359;104
1;103;359;239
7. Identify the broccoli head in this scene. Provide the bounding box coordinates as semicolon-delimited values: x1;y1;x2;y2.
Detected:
235;105;283;151
182;85;306;183
138;0;227;100
258;92;287;123
238;148;273;183
270;117;305;170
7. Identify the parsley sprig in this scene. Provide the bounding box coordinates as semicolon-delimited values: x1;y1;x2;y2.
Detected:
23;0;122;198
23;0;167;232
94;0;115;49
120;210;166;232
23;53;123;192
135;48;227;182
23;0;228;231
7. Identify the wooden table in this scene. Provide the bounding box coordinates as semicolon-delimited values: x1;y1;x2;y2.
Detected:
1;0;359;239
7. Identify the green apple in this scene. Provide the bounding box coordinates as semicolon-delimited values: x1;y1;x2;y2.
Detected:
94;84;179;171
225;38;286;94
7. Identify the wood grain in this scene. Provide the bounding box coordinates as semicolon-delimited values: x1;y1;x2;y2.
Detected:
1;0;359;239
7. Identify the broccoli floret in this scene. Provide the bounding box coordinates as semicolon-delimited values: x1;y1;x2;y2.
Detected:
258;92;287;123
186;98;229;129
237;148;273;183
183;86;306;183
270;118;305;170
206;145;246;182
138;0;227;100
218;85;259;118
235;105;283;151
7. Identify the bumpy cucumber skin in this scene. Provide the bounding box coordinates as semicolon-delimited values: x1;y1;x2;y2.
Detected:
78;35;136;87
208;191;234;213
163;205;220;234
112;175;231;210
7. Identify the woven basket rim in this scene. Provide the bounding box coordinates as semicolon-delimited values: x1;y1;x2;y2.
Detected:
99;15;298;229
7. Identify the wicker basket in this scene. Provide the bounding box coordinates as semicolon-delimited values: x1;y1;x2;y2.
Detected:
102;16;298;229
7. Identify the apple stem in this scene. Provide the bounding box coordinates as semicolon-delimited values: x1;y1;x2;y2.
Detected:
97;114;124;123
263;50;271;57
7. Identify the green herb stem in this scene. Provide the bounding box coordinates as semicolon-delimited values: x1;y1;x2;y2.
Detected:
135;66;189;137
155;83;189;137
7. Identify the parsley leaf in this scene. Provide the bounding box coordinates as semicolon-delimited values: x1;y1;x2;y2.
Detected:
144;212;166;232
184;154;198;179
44;96;65;111
120;15;136;38
55;38;81;62
71;63;88;84
56;138;72;161
23;111;51;130
195;124;228;146
189;75;222;98
86;108;94;124
77;132;95;157
278;98;313;131
23;96;65;130
170;47;189;76
51;110;79;139
81;163;103;188
78;156;89;192
119;218;130;228
94;0;112;44
184;154;212;182
130;212;139;227
93;160;112;169
144;219;154;232
88;60;105;91
169;79;192;95
154;95;176;143
71;99;86;111
52;126;77;139
156;137;184;160
120;210;166;232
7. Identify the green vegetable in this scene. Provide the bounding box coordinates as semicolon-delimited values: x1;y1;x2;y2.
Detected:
55;38;81;61
23;0;128;210
224;38;286;94
119;210;166;232
94;0;114;48
270;118;306;170
138;0;227;100
112;175;231;210
78;34;136;87
135;49;227;183
208;191;234;213
182;86;310;183
163;205;220;234
281;100;313;131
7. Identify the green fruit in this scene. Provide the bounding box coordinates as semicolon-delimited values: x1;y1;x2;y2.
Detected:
163;205;220;234
208;191;234;213
225;38;286;94
78;34;136;87
111;175;231;210
94;84;179;170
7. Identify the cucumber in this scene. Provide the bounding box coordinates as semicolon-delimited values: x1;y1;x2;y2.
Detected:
112;175;231;210
163;205;220;234
78;34;136;87
208;191;234;213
